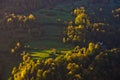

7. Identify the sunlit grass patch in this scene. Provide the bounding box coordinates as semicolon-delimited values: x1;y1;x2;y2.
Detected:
30;51;50;59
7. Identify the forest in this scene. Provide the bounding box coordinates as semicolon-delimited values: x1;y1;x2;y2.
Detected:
0;0;120;80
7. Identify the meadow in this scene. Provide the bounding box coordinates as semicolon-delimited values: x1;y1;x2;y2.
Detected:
0;0;120;80
0;3;75;79
25;24;73;60
24;4;74;60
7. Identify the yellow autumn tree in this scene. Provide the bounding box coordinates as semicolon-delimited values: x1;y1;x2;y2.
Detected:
28;14;35;20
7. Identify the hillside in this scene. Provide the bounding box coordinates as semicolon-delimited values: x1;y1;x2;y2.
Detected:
0;0;74;14
0;0;119;14
0;0;120;80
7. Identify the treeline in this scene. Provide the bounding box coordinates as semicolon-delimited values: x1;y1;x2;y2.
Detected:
9;43;120;80
0;13;42;51
63;7;120;48
0;0;74;14
88;0;120;4
0;0;119;14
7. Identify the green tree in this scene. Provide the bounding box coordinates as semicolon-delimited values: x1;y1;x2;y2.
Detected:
87;42;95;54
36;69;43;80
73;7;86;16
63;7;91;45
75;13;90;27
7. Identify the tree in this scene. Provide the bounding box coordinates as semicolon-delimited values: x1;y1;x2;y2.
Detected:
36;69;43;80
87;42;95;54
74;7;90;27
75;13;90;27
28;14;35;21
73;7;86;16
63;7;92;45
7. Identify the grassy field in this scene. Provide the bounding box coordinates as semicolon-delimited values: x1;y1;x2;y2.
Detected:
25;3;75;59
0;1;85;80
0;3;74;79
33;9;73;24
32;3;74;24
25;24;73;60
